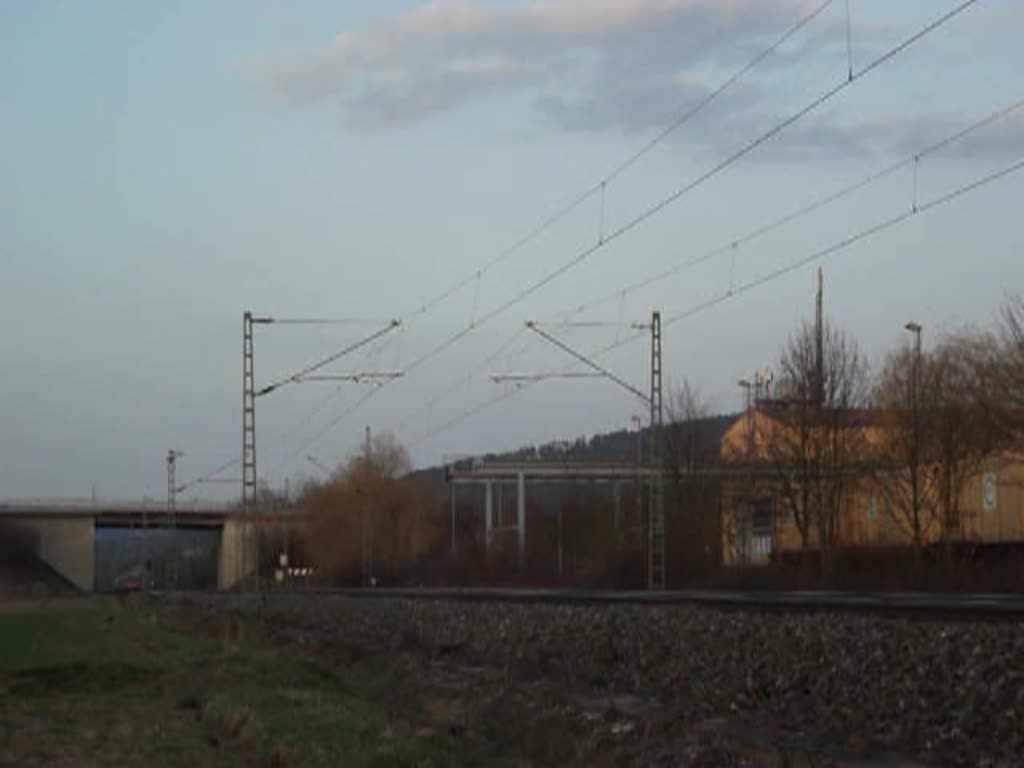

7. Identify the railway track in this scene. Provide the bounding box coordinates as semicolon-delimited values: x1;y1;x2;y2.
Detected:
229;586;1024;618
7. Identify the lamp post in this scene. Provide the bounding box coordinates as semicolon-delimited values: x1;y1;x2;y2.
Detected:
738;379;754;457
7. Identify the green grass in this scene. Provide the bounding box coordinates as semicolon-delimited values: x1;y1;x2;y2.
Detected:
0;598;486;767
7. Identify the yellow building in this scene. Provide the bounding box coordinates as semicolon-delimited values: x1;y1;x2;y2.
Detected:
718;408;1024;564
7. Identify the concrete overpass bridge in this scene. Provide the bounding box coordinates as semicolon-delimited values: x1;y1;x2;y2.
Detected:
0;499;260;592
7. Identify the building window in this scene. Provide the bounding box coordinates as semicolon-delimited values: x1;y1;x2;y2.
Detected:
736;496;773;563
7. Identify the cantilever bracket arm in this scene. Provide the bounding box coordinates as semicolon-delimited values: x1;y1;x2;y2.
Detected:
525;321;650;404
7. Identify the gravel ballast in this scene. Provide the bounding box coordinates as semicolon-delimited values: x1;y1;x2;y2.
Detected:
168;593;1024;766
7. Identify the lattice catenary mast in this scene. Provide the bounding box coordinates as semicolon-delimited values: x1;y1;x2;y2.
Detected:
647;311;665;590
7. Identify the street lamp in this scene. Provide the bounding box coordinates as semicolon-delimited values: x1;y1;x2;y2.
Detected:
738;379;755;456
904;322;923;406
738;379;753;411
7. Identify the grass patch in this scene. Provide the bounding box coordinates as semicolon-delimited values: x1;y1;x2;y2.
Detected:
0;598;488;767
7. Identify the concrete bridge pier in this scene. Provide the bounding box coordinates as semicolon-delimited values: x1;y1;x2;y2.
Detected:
482;474;526;566
218;517;257;590
1;515;95;592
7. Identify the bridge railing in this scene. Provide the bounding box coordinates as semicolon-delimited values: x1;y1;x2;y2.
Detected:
0;498;236;514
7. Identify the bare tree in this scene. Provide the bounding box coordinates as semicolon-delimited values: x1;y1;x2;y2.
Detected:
873;345;937;547
760;320;869;562
873;331;1002;546
665;381;713;470
664;381;721;577
301;432;436;584
996;294;1024;438
927;333;1002;540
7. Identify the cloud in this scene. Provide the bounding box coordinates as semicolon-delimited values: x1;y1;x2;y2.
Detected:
256;0;813;128
249;1;1020;164
738;109;1024;165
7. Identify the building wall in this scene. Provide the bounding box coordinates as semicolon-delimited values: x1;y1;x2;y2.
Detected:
959;457;1024;542
721;460;1024;564
720;410;1024;562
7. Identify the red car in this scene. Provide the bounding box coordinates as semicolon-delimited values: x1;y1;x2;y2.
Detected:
113;570;145;592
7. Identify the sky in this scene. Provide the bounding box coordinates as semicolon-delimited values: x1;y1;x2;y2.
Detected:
2;0;1022;502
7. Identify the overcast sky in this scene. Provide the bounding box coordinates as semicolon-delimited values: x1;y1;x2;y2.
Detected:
3;0;1022;501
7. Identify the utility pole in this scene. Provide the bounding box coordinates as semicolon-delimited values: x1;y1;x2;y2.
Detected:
243;312;398;590
815;268;825;407
738;379;754;457
167;449;183;588
362;425;373;587
242;311;265;590
648;311;665;590
521;316;662;588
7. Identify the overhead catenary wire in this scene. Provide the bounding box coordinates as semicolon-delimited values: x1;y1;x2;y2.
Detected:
662;156;1024;330
317;0;849;443
197;320;408;490
257;320;400;397
175;456;242;494
392;326;529;435
402;153;1024;449
263;317;396;325
262;0;980;470
491;372;607;383
405;0;837;323
599;0;837;189
526;322;649;403
396;0;979;382
261;0;863;465
553;95;1024;320
271;385;384;476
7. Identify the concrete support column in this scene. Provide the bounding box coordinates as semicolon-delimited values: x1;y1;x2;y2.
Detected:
484;481;493;552
517;472;526;568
